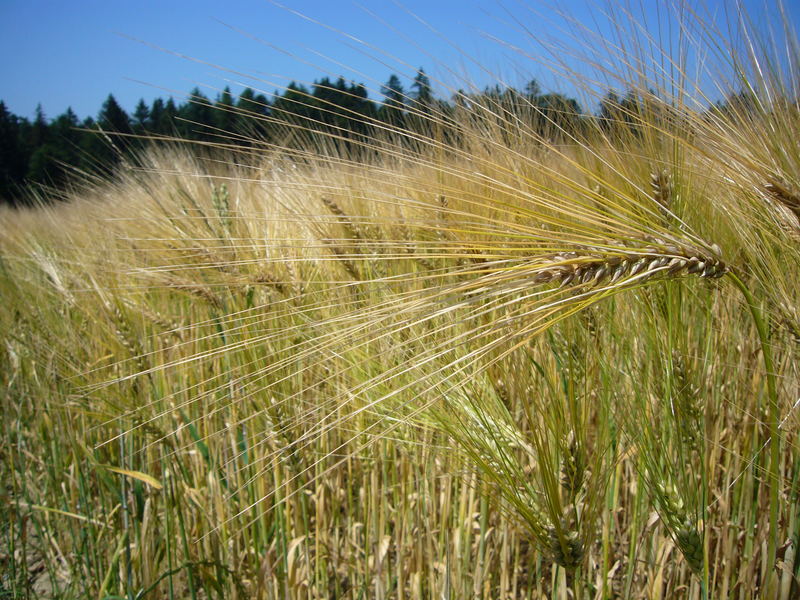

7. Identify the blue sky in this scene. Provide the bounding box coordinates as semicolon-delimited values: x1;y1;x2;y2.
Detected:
1;1;797;121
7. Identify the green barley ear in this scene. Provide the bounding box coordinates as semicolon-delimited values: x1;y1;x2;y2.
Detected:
547;521;585;571
560;430;586;501
106;301;148;374
551;432;589;572
674;522;704;575
670;350;702;450
777;302;800;345
650;476;704;575
211;183;231;231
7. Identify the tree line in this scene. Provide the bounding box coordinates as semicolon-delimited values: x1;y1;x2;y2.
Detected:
0;67;750;205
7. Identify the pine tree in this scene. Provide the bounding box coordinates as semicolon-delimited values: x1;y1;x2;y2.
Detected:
133;99;150;130
79;115;113;175
180;88;216;140
0;101;27;202
98;94;132;135
599;91;622;131
235;88;269;138
26;107;84;187
349;82;377;127
309;77;376;150
82;95;130;172
271;82;313;125
411;68;433;109
534;93;583;137
380;74;406;126
237;88;268;115
51;108;81;149
149;98;165;133
29;104;49;148
525;79;542;99
215;86;236;133
161;98;178;134
312;77;345;129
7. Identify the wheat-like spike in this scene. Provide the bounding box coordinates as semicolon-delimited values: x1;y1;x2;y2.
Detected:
671;350;703;449
319;195;386;279
254;272;289;295
321;194;365;241
777;302;800;345
651;169;673;221
674;524;704;575
137;306;185;342
434;194;487;264
283;257;305;297
547;524;585;570
324;244;362;280
763;179;800;238
560;430;587;499
110;304;141;357
211;183;232;231
168;281;224;309
462;246;488;265
107;303;149;375
764;179;800;219
531;242;728;290
399;221;437;271
493;379;511;408
436;195;450;245
651;477;704;574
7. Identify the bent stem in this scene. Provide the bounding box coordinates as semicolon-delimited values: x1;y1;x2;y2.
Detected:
728;272;780;587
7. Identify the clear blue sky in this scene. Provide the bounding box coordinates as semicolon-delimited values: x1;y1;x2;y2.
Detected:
1;1;796;121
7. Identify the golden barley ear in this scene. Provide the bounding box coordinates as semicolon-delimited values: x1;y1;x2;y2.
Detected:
531;240;728;290
764;179;800;217
764;179;800;235
650;169;673;220
167;280;223;309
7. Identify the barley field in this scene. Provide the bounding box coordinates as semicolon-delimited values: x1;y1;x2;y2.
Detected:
1;3;799;599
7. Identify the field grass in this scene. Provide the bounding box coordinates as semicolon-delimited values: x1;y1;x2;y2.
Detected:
1;2;799;598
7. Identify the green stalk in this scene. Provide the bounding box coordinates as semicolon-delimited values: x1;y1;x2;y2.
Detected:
171;468;198;600
728;272;780;587
119;432;133;600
